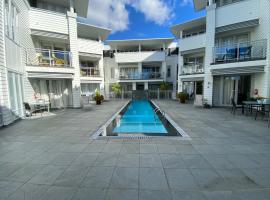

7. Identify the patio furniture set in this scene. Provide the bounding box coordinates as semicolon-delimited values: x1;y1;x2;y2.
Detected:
231;98;270;127
24;99;50;117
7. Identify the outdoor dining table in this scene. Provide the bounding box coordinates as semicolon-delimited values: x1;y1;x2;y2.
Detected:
242;101;270;115
31;101;50;113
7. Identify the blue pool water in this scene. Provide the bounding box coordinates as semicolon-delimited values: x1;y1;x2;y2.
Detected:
113;100;168;134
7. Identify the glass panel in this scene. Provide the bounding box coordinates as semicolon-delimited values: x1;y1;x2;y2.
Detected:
8;72;16;113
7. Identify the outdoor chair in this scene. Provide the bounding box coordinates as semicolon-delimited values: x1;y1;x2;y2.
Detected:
255;103;270;128
24;102;36;117
231;98;237;115
81;96;92;110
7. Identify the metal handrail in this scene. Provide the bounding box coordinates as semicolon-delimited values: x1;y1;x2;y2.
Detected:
26;48;72;67
213;39;267;63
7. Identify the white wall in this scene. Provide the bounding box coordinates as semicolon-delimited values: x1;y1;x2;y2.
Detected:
78;38;104;55
29;8;68;35
179;33;206;52
115;51;165;63
215;0;259;28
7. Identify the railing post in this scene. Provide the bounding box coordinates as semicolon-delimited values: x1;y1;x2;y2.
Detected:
158;89;160;100
49;49;52;66
237;43;240;61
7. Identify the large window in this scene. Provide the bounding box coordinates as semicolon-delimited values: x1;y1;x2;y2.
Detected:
4;0;19;42
81;83;100;95
8;72;24;117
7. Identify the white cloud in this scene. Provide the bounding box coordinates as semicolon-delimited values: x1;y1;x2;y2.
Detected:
129;0;173;26
87;0;174;33
180;0;193;6
87;0;129;33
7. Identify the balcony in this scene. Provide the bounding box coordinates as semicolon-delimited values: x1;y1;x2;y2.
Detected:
26;48;72;68
181;64;204;75
212;39;267;64
118;72;163;80
29;8;69;35
179;33;206;52
80;67;101;77
115;51;165;63
215;0;259;28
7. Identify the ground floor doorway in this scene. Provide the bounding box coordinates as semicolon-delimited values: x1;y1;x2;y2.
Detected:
30;79;73;109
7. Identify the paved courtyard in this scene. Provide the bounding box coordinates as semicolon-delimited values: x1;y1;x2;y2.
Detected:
0;100;270;200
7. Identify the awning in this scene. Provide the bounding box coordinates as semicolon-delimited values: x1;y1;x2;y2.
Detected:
27;72;73;79
216;19;259;34
31;30;68;40
211;66;265;75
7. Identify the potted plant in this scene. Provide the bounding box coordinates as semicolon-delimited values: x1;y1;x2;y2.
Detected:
111;83;122;98
159;82;169;91
93;90;104;105
177;92;188;103
203;98;211;108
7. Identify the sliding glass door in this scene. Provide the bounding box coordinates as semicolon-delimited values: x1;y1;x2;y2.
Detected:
8;71;24;118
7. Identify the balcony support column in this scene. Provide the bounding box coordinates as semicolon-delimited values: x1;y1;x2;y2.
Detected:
132;82;136;91
67;11;81;108
144;82;148;90
138;62;142;78
162;61;166;80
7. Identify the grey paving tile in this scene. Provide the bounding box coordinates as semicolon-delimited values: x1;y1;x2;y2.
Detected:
110;167;139;189
190;169;228;190
165;168;198;190
242;168;270;187
140;154;162;167
140;190;172;200
102;144;122;153
0;181;23;200
139;168;168;190
83;144;105;153
105;189;138;200
203;155;237;170
41;186;77;200
29;165;67;185
140;144;158;154
54;165;89;187
71;153;99;166
174;144;199;154
81;166;114;188
117;154;139;167
227;155;259;169
156;144;177;153
0;163;23;180
120;144;140;154
50;153;79;166
8;183;49;200
6;164;45;183
233;189;270;200
203;191;233;200
160;154;186;169
71;188;106;200
94;153;119;167
182;154;213;169
172;191;207;200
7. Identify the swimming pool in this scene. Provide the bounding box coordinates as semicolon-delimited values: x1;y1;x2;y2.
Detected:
113;100;168;134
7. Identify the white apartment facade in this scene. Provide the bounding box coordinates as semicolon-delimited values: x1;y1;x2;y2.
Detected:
0;0;110;126
103;38;178;99
172;0;270;106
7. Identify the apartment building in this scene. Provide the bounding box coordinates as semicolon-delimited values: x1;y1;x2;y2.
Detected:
0;0;110;126
172;0;270;106
103;38;178;99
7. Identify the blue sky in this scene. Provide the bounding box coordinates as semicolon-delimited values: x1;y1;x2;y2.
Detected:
86;0;205;40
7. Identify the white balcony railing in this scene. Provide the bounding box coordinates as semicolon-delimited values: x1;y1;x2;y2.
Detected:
181;64;204;75
213;39;267;64
26;48;72;67
118;72;163;80
80;67;101;77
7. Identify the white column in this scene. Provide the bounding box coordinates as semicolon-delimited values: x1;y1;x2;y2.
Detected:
67;11;81;108
69;0;75;13
144;82;148;90
139;44;141;52
138;62;142;77
132;82;136;90
178;54;184;92
161;61;166;80
203;4;216;106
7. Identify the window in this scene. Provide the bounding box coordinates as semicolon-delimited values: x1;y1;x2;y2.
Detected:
4;0;19;42
167;66;171;78
8;72;23;117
